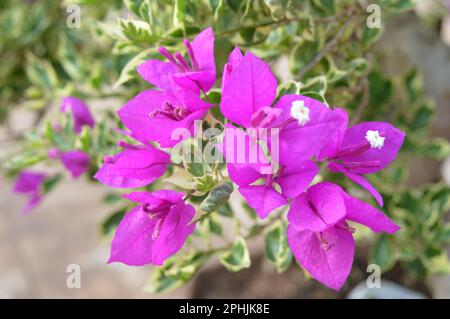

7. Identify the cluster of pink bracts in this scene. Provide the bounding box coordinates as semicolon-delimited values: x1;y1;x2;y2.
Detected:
14;96;94;213
14;28;405;291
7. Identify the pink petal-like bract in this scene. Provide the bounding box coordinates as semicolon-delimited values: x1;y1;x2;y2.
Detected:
94;142;170;188
13;170;47;214
222;47;243;90
61;96;95;134
137;27;215;94
328;162;384;206
239;185;288;219
189;27;216;92
61;150;90;179
287;224;355;291
317;107;349;160
108;190;195;266
287;184;346;232
218;124;270;187
286;182;400;290
137;60;177;93
275;160;318;199
118;89;210;148
220;51;277;128
338;188;400;233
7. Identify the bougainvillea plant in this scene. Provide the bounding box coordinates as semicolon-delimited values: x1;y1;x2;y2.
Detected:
89;27;405;290
2;0;450;293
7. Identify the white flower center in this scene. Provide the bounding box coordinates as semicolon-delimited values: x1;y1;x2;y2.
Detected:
290;100;310;126
365;130;385;149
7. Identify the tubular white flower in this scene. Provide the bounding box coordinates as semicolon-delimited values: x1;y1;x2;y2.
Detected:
290;100;310;126
365;130;385;149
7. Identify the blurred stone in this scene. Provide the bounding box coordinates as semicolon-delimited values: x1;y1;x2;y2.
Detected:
0;176;190;298
347;280;426;299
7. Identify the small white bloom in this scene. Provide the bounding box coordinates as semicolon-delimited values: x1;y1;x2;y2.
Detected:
365;130;385;149
290;100;310;126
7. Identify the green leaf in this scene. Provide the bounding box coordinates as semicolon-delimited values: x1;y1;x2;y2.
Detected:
310;0;335;15
362;26;383;46
411;102;433;131
326;58;368;84
173;0;187;27
138;0;154;25
276;81;301;101
58;36;85;80
240;26;256;44
43;120;55;142
147;252;210;293
300;75;327;96
217;202;234;217
181;138;206;177
209;214;223;235
404;258;427;279
415;138;450;160
220;237;251;272
25;53;59;90
195;174;217;193
118;18;157;44
438;225;450;243
78;126;91;153
200;181;234;213
370;235;396;272
290;40;319;75
242;201;258;220
265;221;293;273
343;58;369;76
404;69;422;102
6;152;46;173
300;91;327;104
212;0;225;20
380;0;416;12
103;192;123;205
100;208;127;238
226;0;242;12
42;175;62;194
187;162;205;177
368;71;393;107
124;0;146;17
208;90;222;105
114;50;150;88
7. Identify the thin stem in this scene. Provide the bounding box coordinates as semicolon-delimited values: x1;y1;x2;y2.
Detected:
297;12;358;79
352;77;369;124
216;12;350;39
183;189;196;201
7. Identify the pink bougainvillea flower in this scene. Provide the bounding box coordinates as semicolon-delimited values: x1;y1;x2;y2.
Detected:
108;190;196;266
60;150;90;179
119;28;214;148
94;140;170;188
318;116;406;206
217;125;318;219
13;170;47;213
47;147;61;159
118;88;212;148
61;96;95;134
220;49;277;128
48;148;90;179
287;182;400;290
220;49;343;166
221;46;244;91
137;27;216;94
